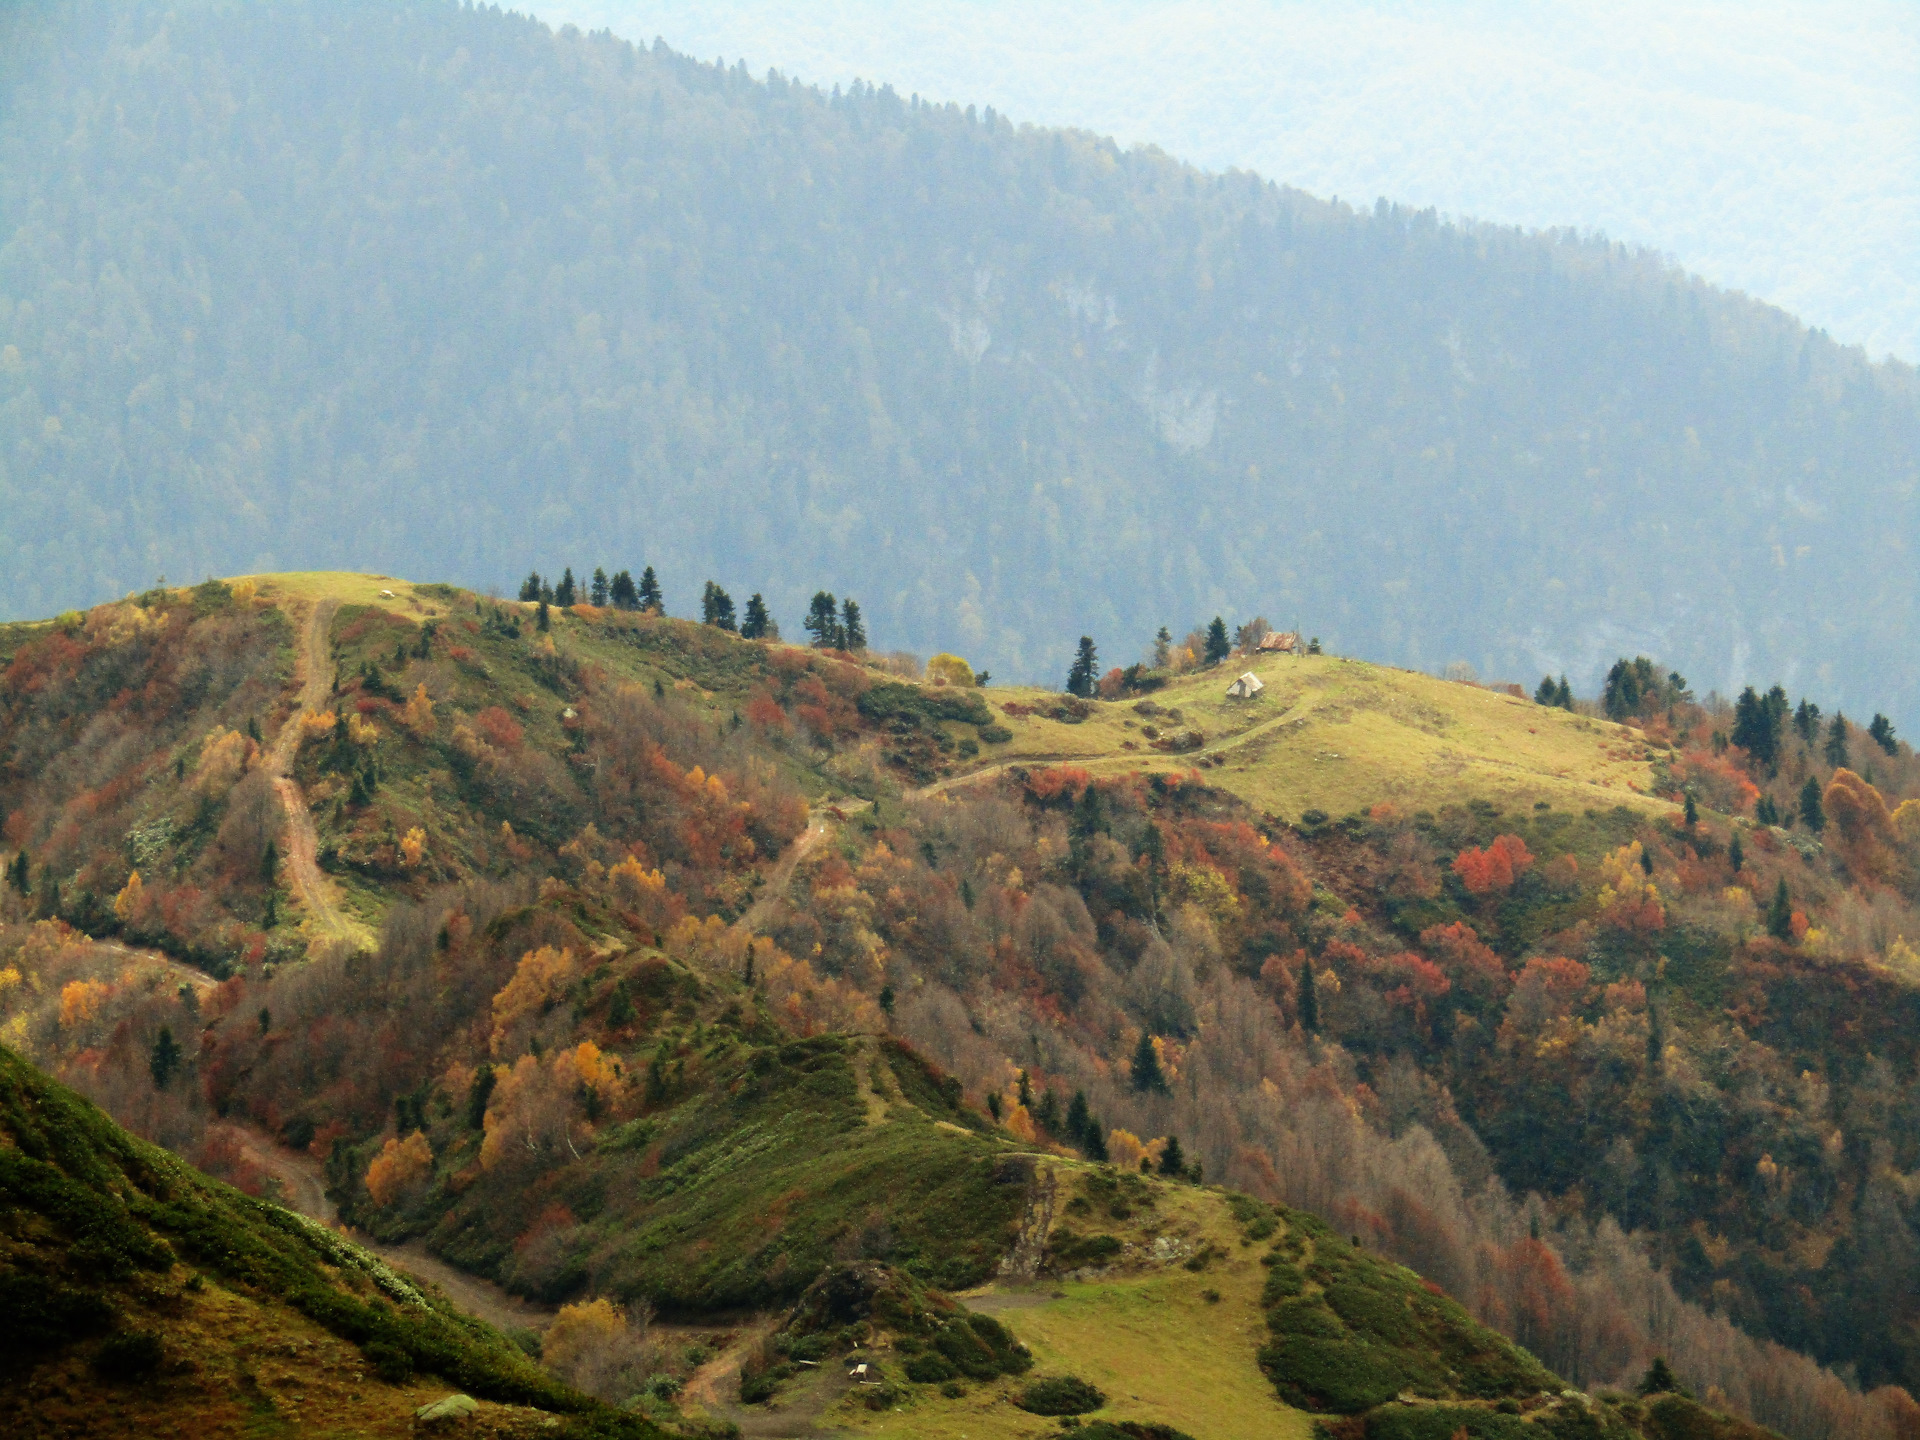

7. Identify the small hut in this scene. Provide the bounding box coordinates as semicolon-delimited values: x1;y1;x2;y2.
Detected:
1226;672;1265;700
1258;631;1302;655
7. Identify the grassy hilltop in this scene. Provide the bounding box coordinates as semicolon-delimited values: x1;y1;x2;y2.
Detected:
962;652;1664;821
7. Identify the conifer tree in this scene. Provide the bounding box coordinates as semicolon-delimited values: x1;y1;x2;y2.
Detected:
536;599;550;633
149;1026;182;1090
553;568;576;607
637;566;663;613
1034;1088;1060;1135
1159;1134;1186;1178
1799;775;1825;832
1869;713;1898;756
1638;1358;1681;1397
1731;686;1783;773
1204;616;1231;665
609;569;638;609
1794;699;1822;746
1016;1069;1033;1110
1728;830;1744;872
1153;626;1172;669
1065;636;1098;697
1825;713;1850;768
1683;791;1698;828
1083;1121;1109;1163
740;593;774;639
1755;794;1779;827
1299;959;1319;1033
1130;1031;1169;1093
518;571;542;602
1555;677;1573;710
840;598;867;651
261;840;277;884
1065;1089;1092;1142
803;591;841;648
701;581;737;630
1534;676;1558;705
590;567;610;607
1766;879;1793;941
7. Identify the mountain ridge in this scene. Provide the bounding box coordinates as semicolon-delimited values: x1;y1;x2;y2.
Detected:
2;1;1916;719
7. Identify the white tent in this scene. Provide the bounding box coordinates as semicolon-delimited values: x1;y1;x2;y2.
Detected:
1226;672;1265;699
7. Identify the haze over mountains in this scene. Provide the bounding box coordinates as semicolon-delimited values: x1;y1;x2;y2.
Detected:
1;1;1916;721
536;0;1920;363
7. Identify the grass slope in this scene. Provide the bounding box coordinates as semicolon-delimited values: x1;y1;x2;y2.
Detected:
0;1044;653;1439
962;653;1668;822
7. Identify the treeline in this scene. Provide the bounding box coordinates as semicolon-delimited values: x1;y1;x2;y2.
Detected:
515;563;869;652
2;1;1916;718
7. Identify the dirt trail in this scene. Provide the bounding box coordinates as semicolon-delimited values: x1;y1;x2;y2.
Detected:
728;816;829;943
266;598;373;953
234;1126;556;1335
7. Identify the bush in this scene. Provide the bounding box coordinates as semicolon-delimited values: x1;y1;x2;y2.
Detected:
364;1339;415;1385
92;1330;163;1381
906;1351;958;1382
1016;1374;1106;1415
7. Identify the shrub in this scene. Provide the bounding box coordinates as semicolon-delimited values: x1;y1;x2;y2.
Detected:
906;1351;958;1382
93;1330;163;1381
364;1339;415;1384
1016;1374;1106;1415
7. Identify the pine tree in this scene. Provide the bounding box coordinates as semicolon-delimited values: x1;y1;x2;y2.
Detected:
553;568;576;607
6;849;28;895
1299;959;1319;1034
1555;676;1573;710
1016;1069;1033;1110
1204;616;1231;666
840;598;867;651
701;581;737;630
1065;636;1098;698
609;569;638;609
518;571;542;602
1130;1031;1169;1093
803;591;841;648
536;599;550;633
1534;676;1558;705
1731;686;1783;773
740;593;773;639
637;566;663;614
1825;713;1850;768
1766;879;1793;941
1683;791;1698;828
261;840;277;884
1799;775;1825;832
1083;1121;1109;1163
1065;1089;1092;1142
1603;658;1644;720
1868;713;1898;756
1034;1088;1060;1135
1159;1134;1186;1178
1728;830;1744;872
465;1065;497;1130
1794;699;1822;745
1153;626;1172;669
607;981;635;1029
1638;1357;1681;1397
1755;794;1779;827
149;1026;182;1089
590;567;610;607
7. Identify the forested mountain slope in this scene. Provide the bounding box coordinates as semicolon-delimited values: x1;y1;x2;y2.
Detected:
5;576;1920;1438
2;2;1917;719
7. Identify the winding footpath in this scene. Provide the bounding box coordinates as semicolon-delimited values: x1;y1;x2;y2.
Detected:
266;599;374;953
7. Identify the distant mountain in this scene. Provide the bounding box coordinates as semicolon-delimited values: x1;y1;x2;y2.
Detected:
1;0;1916;723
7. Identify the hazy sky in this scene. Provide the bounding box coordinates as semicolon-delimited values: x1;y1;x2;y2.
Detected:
525;0;1918;362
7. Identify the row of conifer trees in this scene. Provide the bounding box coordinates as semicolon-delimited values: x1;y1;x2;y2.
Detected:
516;567;868;650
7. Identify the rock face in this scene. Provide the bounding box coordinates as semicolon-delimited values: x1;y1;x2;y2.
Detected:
415;1393;477;1425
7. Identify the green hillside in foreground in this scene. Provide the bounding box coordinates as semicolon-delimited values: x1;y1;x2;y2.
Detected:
0;1044;653;1439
